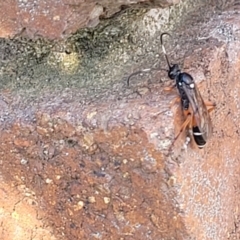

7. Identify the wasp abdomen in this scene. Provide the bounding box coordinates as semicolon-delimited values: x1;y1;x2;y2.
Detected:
192;126;206;148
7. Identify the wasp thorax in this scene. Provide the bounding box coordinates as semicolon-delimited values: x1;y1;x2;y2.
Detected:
180;72;194;85
190;83;195;89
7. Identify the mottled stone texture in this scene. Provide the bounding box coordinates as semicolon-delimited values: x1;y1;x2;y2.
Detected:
0;0;179;39
0;1;240;240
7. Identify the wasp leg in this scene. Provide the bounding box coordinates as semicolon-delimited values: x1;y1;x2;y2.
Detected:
204;100;216;113
164;84;176;92
167;111;193;155
174;112;193;142
169;96;181;107
195;82;216;112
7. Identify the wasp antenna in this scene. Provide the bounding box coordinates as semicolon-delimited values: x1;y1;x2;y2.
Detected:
127;67;168;86
127;70;149;86
160;33;172;70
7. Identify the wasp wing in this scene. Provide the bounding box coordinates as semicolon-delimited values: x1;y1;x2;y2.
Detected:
182;81;213;142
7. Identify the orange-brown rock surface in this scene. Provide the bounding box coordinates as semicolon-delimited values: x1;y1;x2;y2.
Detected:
0;0;179;39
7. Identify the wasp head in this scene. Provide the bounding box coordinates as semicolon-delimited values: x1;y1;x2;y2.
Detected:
168;64;180;80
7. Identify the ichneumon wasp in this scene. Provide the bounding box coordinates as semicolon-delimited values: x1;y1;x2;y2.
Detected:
160;33;215;149
127;33;215;151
